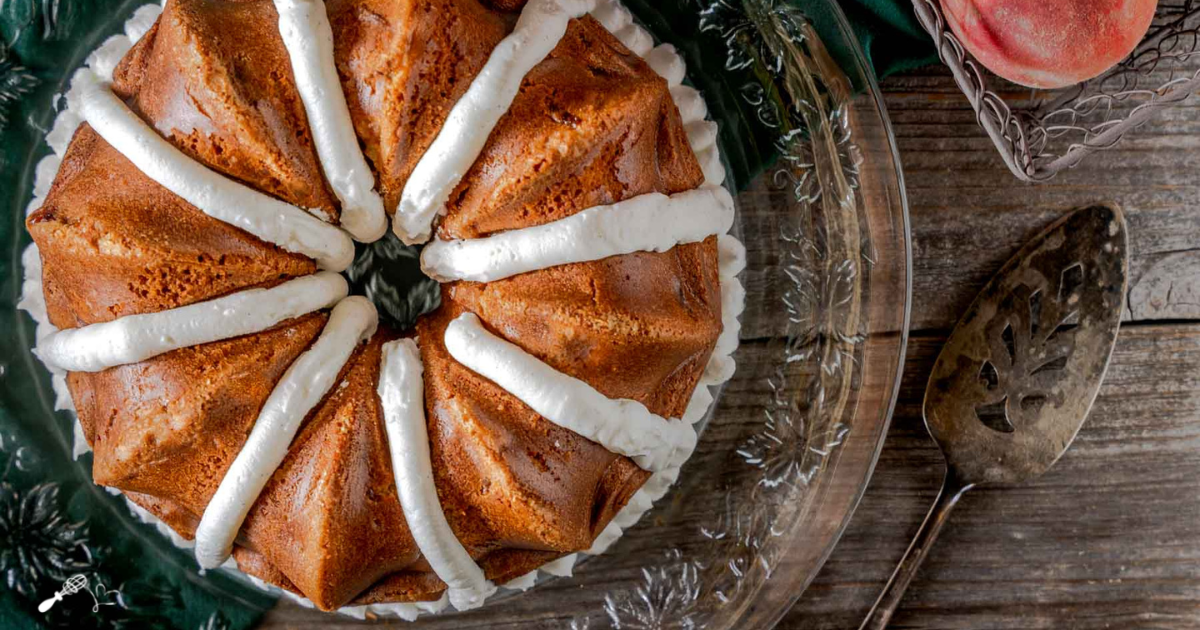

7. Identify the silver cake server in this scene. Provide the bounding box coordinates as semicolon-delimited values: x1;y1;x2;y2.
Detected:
860;204;1129;630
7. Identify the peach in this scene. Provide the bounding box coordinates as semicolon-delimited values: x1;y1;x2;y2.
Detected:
940;0;1158;89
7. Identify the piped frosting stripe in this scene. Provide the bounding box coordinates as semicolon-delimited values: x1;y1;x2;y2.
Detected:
421;184;734;282
194;296;379;569
394;0;596;244
378;339;496;611
273;0;387;243
703;234;746;385
75;71;356;271
37;272;349;373
444;313;695;472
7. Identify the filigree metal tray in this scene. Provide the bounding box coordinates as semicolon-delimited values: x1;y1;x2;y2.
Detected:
913;0;1200;181
0;0;911;628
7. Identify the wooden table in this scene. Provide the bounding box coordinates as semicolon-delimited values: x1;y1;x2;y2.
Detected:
780;67;1200;629
261;67;1200;629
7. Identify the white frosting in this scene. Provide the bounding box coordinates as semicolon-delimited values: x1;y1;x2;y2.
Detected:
378;339;496;611
193;296;379;569
394;0;596;244
274;0;387;243
123;3;162;43
37;272;349;373
615;24;653;56
671;85;709;125
718;233;748;278
645;44;685;87
686;119;719;153
444;313;695;472
421;184;734;282
697;144;726;186
87;35;134;82
32;155;58;201
501;571;538;591
586;521;623;555
46;107;83;157
75;72;355;271
540;553;577;577
703;235;746;385
683;380;715;425
590;0;631;32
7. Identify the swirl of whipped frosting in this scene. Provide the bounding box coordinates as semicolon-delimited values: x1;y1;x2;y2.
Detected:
378;338;497;611
421;185;734;282
38;272;349;373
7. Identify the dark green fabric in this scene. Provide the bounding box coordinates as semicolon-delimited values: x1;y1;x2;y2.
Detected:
0;1;933;629
841;0;940;77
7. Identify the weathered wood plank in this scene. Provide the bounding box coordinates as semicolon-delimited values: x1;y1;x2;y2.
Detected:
738;67;1200;339
885;68;1200;332
1129;251;1200;320
781;324;1200;630
768;69;1200;630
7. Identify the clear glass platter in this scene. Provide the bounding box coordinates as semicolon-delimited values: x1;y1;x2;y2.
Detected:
0;1;911;628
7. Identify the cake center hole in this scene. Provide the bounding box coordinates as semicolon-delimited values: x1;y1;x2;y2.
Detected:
345;232;441;330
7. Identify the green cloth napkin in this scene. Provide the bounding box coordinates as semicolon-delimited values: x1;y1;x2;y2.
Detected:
0;1;933;629
840;0;940;78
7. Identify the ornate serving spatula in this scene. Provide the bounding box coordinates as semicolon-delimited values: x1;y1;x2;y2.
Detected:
860;204;1129;630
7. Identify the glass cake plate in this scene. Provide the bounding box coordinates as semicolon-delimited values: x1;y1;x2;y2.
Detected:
0;0;911;628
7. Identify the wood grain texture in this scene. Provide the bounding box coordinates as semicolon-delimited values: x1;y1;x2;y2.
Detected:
782;326;1200;629
780;65;1200;630
260;65;1200;628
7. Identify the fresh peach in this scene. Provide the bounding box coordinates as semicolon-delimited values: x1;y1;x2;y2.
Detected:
940;0;1158;89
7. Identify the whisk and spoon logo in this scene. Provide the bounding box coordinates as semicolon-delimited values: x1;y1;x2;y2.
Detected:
36;573;121;614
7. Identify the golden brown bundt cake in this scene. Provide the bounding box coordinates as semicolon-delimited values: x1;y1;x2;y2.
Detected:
25;0;730;613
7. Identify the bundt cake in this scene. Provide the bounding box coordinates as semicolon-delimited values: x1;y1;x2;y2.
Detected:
20;0;744;616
